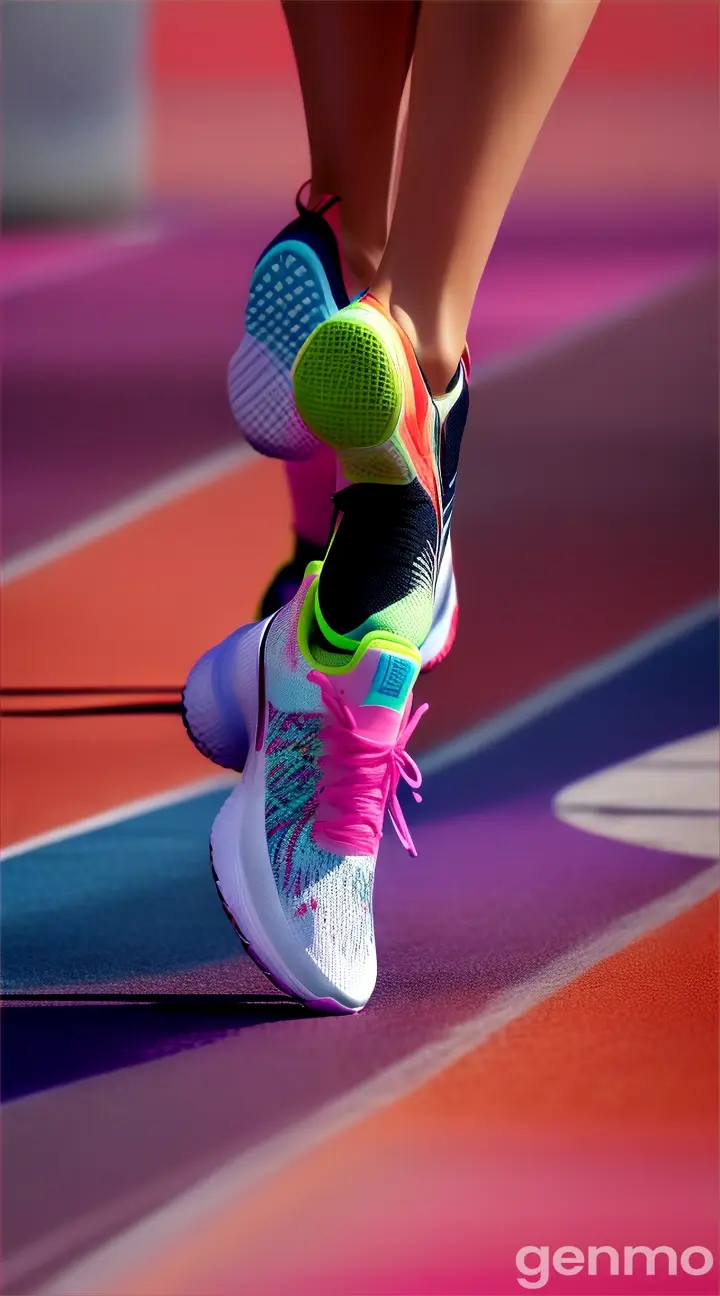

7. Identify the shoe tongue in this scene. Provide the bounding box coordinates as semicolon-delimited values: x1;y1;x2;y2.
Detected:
335;641;420;740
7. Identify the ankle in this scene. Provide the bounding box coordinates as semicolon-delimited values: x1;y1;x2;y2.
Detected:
305;177;384;296
407;341;460;396
340;233;384;300
376;295;460;394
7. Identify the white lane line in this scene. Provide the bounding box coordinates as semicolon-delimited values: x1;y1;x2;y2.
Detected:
0;774;237;863
554;729;720;860
1;443;256;585
420;598;718;778
37;864;720;1296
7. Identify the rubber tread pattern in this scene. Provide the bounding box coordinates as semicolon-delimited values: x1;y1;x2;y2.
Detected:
294;319;402;449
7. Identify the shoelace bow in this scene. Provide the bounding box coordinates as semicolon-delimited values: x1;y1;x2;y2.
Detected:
307;670;428;858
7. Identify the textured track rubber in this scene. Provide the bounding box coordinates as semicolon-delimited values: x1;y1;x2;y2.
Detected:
293;318;402;450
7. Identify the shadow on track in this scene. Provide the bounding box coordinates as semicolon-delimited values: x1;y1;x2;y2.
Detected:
2;995;310;1102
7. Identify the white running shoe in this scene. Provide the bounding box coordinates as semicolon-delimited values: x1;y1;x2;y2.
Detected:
185;565;427;1012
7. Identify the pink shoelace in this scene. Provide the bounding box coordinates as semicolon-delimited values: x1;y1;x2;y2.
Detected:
308;669;428;858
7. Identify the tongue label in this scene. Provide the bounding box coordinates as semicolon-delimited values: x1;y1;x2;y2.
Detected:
363;652;415;712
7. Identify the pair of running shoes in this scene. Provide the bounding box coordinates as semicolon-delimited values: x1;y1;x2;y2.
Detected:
182;187;470;1013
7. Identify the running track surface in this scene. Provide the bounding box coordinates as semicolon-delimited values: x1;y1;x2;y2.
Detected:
1;207;718;1295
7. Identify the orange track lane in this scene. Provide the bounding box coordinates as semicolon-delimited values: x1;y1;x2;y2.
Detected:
1;459;292;847
103;895;718;1296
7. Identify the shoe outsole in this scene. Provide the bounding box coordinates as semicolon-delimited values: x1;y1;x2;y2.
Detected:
228;239;339;461
293;316;403;451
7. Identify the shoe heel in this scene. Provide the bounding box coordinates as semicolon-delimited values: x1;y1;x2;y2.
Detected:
182;622;261;771
293;316;403;452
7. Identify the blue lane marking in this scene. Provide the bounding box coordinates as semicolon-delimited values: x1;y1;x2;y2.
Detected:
2;792;235;993
419;613;718;822
2;610;716;1100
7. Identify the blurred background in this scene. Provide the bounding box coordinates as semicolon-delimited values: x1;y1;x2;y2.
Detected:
2;0;717;219
1;0;717;567
1;5;718;1295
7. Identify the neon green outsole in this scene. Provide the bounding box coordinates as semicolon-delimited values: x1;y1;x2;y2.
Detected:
292;318;402;450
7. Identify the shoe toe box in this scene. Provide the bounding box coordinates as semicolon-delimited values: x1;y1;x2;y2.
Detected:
279;851;377;1010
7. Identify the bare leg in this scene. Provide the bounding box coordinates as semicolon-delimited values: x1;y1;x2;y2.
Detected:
272;0;417;571
372;0;599;392
282;0;418;291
